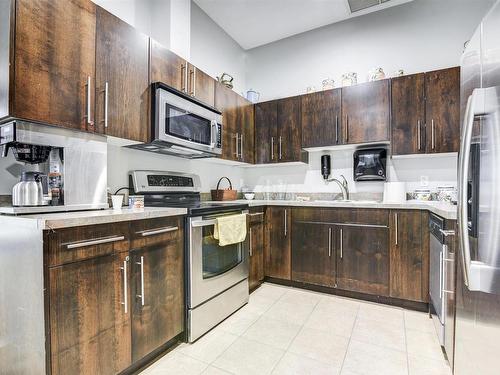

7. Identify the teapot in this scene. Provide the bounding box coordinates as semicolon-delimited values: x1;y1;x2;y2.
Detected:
217;73;234;89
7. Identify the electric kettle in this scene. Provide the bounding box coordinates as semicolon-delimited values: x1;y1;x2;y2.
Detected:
12;171;46;206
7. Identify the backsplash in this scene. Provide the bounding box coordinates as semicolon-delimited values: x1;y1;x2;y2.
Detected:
242;149;457;195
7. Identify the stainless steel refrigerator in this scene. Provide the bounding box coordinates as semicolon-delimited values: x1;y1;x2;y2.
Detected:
456;1;500;374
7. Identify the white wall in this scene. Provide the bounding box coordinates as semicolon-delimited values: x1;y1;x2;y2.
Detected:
190;2;247;94
246;0;494;101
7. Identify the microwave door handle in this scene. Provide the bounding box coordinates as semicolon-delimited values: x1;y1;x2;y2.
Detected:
210;120;217;148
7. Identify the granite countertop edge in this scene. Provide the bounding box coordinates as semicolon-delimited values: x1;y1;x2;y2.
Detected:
0;207;188;230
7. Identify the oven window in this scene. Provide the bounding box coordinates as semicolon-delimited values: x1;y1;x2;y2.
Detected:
202;225;243;279
165;104;212;145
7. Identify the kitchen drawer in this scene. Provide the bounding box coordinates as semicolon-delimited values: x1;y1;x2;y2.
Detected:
130;216;183;249
336;208;389;227
45;222;130;267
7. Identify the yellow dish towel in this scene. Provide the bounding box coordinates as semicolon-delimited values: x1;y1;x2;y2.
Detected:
213;214;247;246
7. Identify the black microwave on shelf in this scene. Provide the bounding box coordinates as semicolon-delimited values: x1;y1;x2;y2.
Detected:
353;148;387;181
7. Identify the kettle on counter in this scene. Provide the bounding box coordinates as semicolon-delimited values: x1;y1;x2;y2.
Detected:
12;171;47;206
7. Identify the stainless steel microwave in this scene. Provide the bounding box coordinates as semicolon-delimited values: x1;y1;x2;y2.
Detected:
129;83;222;158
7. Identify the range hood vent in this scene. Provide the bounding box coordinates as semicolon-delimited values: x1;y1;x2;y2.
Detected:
348;0;391;13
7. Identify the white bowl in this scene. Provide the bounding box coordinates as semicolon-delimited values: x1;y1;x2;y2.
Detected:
244;193;255;200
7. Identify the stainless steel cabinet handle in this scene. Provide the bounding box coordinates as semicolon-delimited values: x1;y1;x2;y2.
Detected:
181;63;187;92
85;76;92;125
240;133;244;160
431;119;435;150
439;250;443;299
335;116;339;143
340;228;343;259
271;137;275;160
279;136;282;160
193;67;197;97
65;235;125;249
248;212;264;217
136;256;145;306
328;227;332;257
138;226;178;237
249;227;253;257
417;120;421;150
439;229;456;237
189;67;195;96
394;213;398;246
104;81;109;128
120;256;129;314
345;115;349;143
234;133;239;158
284;209;287;237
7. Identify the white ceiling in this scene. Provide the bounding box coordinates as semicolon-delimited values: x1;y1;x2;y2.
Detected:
194;0;414;50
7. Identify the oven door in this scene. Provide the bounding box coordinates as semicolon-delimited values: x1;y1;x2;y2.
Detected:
188;212;249;308
156;86;222;154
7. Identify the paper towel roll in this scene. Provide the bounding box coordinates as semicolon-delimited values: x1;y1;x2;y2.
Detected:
383;182;406;203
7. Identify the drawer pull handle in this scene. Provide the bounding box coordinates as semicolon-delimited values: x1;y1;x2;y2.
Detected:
138;226;179;237
65;235;125;249
248;213;264;217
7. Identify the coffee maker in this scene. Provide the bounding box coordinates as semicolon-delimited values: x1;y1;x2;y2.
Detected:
0;121;108;214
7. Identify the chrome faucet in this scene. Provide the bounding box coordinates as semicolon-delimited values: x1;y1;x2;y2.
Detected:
326;175;350;201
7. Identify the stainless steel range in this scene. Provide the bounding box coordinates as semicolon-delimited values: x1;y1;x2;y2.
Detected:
129;170;249;342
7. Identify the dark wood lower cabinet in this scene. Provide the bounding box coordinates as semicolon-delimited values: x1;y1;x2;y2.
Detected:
248;209;265;290
292;221;335;287
265;207;291;280
46;217;184;375
48;253;131;375
389;210;429;302
336;225;390;296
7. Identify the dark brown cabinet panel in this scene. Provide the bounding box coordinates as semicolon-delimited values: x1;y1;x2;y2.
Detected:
425;67;461;153
389;210;429;302
265;206;291;280
95;7;149;141
188;65;215;107
215;83;254;162
48;253;131;375
342;79;390;144
254;101;278;164
292;221;335;287
249;209;265;290
301;89;342;147
130;223;184;362
277;96;302;162
336;225;390;296
12;0;97;131
150;40;187;92
391;73;425;155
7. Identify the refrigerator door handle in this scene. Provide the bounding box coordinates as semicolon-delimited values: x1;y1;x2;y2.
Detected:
459;88;498;292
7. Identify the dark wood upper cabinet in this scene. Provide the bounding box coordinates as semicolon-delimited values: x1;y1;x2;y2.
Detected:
336;224;390;296
254;101;278;164
48;253;131;375
95;7;149;142
265;206;291;280
11;0;97;131
130;219;184;362
277;96;302;162
391;73;425;155
301;89;342;148
342;79;390;144
425;67;461;153
150;40;187;92
215;83;254;163
249;208;265;291
389;210;429;302
188;65;215;107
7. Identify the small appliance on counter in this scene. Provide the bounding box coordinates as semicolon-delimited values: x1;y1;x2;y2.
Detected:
0;121;108;214
382;182;406;203
353;148;387;181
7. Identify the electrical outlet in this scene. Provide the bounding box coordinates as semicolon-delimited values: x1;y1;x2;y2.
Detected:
420;175;429;187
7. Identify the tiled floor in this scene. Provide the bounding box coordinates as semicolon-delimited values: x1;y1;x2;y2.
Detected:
140;283;451;375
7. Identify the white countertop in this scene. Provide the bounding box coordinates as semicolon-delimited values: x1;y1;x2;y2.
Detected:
207;199;457;220
0;207;187;230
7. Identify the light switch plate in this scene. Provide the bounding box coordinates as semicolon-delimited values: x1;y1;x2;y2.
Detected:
420;175;429;186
